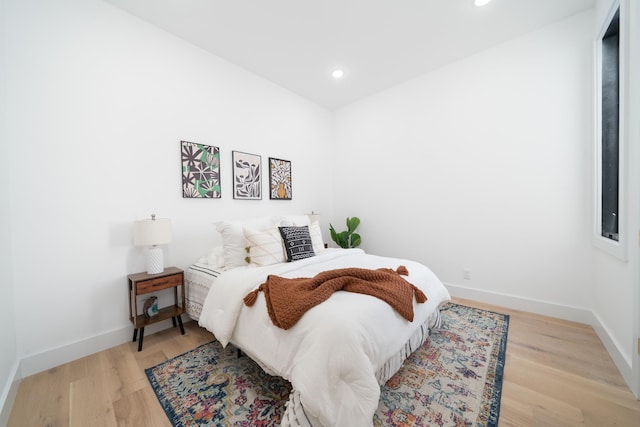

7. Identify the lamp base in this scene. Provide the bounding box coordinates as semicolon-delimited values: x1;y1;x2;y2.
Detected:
146;246;164;275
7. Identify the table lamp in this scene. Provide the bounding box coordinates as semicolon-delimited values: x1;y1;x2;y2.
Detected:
134;214;172;274
307;211;320;224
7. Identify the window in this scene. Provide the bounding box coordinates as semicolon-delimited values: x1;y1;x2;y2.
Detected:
601;8;620;241
595;2;626;260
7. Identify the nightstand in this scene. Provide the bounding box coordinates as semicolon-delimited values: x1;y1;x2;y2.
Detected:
127;267;185;351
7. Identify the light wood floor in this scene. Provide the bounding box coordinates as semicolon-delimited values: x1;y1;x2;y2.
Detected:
8;298;640;426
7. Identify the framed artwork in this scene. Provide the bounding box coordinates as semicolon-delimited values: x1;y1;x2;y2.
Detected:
181;141;221;198
269;157;292;200
232;151;262;200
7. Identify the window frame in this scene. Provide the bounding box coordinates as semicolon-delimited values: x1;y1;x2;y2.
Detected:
594;0;627;261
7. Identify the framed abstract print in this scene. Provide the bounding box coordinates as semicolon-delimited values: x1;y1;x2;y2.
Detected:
232;151;261;200
269;157;292;200
181;141;221;198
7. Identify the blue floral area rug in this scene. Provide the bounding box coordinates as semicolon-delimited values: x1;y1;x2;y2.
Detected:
145;302;509;427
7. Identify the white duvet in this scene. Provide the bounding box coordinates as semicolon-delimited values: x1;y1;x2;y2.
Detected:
198;248;451;427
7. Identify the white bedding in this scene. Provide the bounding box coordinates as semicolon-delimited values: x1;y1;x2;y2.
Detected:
198;248;451;427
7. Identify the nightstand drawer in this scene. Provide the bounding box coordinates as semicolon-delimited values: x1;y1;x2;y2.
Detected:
137;274;182;294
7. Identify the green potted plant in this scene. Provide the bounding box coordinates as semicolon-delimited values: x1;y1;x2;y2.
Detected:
329;217;361;248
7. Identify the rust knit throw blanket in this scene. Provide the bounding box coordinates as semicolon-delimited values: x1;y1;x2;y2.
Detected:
243;266;427;330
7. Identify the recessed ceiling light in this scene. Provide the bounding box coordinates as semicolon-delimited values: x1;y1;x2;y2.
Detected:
331;69;345;79
474;0;492;6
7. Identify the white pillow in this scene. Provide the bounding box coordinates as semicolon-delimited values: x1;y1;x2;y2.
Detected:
274;214;311;227
244;226;286;266
201;246;225;268
309;221;325;253
215;217;275;268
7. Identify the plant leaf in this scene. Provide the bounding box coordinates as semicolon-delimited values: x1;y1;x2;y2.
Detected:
347;217;360;233
329;224;338;243
338;231;349;248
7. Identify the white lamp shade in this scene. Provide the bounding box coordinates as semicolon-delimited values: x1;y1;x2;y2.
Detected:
134;217;172;247
307;212;320;224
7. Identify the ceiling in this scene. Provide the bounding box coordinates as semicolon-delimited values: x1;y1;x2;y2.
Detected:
105;0;595;110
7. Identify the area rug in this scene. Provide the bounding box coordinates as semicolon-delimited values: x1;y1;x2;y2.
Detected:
146;302;509;427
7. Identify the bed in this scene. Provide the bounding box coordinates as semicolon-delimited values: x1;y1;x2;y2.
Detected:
185;215;451;427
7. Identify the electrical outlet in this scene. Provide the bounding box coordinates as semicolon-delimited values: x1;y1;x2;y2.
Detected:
463;269;471;280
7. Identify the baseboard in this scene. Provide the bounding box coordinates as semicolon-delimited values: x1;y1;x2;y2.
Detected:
20;319;176;377
445;282;635;398
590;310;635;396
446;283;595;323
0;360;21;427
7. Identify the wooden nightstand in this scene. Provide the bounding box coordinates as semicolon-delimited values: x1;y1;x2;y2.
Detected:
127;267;185;351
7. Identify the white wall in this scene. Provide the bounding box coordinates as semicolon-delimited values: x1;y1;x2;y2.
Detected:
3;0;334;377
334;11;595;310
630;0;640;399
592;0;640;398
629;0;640;402
0;0;20;422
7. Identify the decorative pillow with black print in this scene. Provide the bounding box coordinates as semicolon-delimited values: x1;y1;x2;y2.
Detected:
278;225;315;262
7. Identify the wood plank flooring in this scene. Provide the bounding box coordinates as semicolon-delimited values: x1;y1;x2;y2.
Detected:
8;298;640;426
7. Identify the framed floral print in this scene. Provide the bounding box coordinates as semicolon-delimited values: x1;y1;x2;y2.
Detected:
232;151;261;200
269;157;292;200
181;141;221;198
